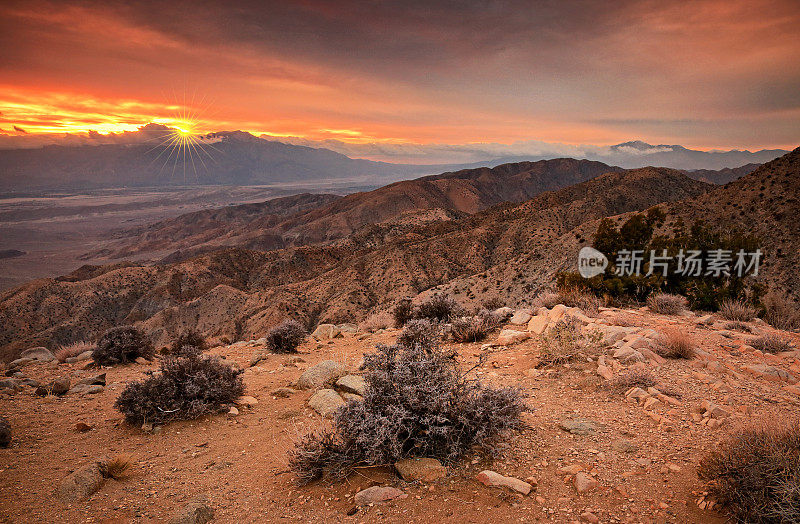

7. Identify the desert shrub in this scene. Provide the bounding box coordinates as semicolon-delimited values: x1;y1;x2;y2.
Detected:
451;317;490;343
646;293;687;315
750;333;793;354
698;417;800;523
532;291;562;309
537;318;603;367
482;297;505;311
288;342;528;484
656;330;695;359
397;319;441;348
55;341;94;363
99;455;133;479
169;329;207;355
392;299;414;328
265;319;306;354
414;294;462;322
724;321;752;333
358;311;393;332
475;308;504;330
763;292;800;331
558;288;601;315
719;299;758;322
115;346;244;425
92;326;154;366
613;368;658;390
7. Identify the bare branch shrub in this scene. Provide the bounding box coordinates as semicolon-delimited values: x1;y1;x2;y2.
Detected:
288;342;528;484
392;299;414;328
397;319;441;348
698;416;800;523
719;299;758;322
750;333;794;354
358;311;393;332
763;292;800;331
451;317;489;343
646;293;687;315
114;346;244;425
265;319;306;354
168;329;208;355
414;294;463;322
92;326;154;366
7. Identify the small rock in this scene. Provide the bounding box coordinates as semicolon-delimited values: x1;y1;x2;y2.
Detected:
86;385;104;394
559;417;603;436
496;329;530;345
235;396;259;408
475;470;532;495
76;373;106;386
227;406;239;417
295;360;346;390
270;387;296;398
596;365;613;380
509;310;533;325
580;511;600;523
65;351;93;363
75;422;92;433
311;324;342;340
0;416;11;448
395;458;447;482
573;472;598;493
340;392;363;402
308;389;345;418
135;357;149;365
335;375;366;396
354;486;407;506
612;439;639;453
170;500;215;524
37;376;70;396
8;357;34;369
57;462;104;502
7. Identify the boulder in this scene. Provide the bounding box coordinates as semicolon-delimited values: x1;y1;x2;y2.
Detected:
76;373;106;386
527;314;549;335
493;307;514;318
496;329;530;345
308;389;345;418
37;376;70;396
509;310;532;325
8;358;33;369
548;304;568;323
395;458;447;482
65;351;93;364
57;462;104;502
20;347;55;362
311;324;342;340
295;360;346;390
475;470;532;495
354;486;407;506
335;375;366;396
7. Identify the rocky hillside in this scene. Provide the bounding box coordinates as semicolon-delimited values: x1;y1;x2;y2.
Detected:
87;158;621;261
0;165;711;361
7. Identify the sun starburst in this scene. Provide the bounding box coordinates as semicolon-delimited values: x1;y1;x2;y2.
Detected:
146;90;219;184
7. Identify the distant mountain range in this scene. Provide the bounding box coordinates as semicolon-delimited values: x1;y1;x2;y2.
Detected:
0;130;789;192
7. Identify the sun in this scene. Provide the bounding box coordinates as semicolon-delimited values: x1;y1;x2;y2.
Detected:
147;103;218;184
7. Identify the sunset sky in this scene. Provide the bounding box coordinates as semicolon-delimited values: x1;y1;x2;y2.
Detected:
0;0;798;153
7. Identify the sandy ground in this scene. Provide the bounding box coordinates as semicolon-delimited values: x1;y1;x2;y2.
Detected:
1;309;799;523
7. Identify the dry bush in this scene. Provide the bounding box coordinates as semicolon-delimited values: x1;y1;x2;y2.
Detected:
646;293;687;315
92;326;154;366
719;299;758;322
750;333;794;354
99;455;133;479
763;292;800;331
724;321;752;333
656;330;695;359
392;299;414;328
115;345;244;425
265;319;306;354
698;416;800;523
168;329;208;355
532;291;562;309
414;294;463;322
358;311;393;332
397;319;441;348
451;317;490;343
613;368;657;390
482;297;505;311
55;341;94;363
558;288;601;316
537;318;601;367
288;341;528;484
475;308;504;330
